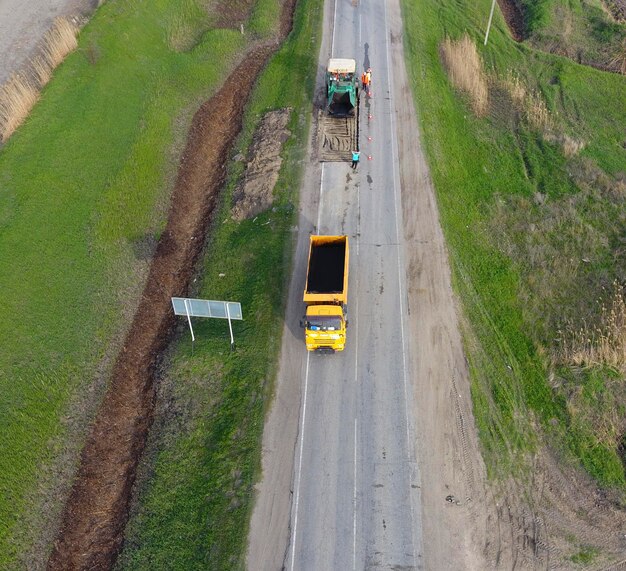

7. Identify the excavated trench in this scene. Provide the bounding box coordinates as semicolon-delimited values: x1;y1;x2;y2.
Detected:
496;0;526;41
47;2;296;569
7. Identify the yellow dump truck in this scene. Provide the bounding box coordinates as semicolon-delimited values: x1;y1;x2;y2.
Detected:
301;235;349;353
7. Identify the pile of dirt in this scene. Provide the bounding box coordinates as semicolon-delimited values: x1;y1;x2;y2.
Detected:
231;108;291;221
46;1;297;569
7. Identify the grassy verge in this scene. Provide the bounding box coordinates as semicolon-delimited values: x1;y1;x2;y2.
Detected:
401;0;626;488
523;0;626;72
0;0;265;566
116;0;322;568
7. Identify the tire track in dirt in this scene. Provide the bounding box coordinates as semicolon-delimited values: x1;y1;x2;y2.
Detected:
47;2;296;569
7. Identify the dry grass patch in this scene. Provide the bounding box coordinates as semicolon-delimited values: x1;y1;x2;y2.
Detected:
501;71;554;131
499;70;587;152
0;75;40;141
40;18;79;74
440;34;489;116
166;0;213;52
560;134;586;157
544;132;586;157
0;17;78;141
168;16;198;52
609;38;626;74
525;90;552;131
560;282;626;371
501;70;527;106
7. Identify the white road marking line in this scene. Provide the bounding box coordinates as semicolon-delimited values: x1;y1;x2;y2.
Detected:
356;182;360;255
331;0;338;57
353;236;360;569
290;351;311;571
353;416;358;571
317;162;325;232
383;0;419;565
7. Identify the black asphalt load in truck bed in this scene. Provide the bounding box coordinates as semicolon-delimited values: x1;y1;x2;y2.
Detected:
307;241;346;293
329;92;355;116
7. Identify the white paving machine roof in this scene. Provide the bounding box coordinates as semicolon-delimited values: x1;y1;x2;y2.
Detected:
327;58;356;74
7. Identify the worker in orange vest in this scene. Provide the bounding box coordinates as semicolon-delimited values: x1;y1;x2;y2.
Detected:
361;70;369;90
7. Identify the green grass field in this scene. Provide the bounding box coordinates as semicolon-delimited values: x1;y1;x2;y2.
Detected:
116;0;322;568
401;0;626;488
0;0;287;566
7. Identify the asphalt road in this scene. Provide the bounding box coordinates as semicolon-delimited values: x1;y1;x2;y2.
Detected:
252;0;423;569
247;0;488;569
286;2;423;569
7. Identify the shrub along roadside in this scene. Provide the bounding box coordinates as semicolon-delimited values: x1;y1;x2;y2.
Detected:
115;0;323;568
401;0;626;489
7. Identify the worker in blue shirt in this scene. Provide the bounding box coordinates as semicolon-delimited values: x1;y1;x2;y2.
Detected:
351;149;360;170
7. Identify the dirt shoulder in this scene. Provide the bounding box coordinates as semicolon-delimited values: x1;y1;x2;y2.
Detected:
386;0;491;568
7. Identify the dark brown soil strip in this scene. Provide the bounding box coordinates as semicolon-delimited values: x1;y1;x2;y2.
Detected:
47;1;296;569
496;0;526;42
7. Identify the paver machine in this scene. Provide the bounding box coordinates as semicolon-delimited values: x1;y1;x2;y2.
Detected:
325;58;358;116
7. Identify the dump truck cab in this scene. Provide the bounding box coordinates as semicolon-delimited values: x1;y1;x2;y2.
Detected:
303;304;347;353
326;58;358;116
302;235;349;353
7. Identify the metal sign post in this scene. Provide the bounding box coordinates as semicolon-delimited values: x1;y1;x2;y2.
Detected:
171;297;243;347
484;0;497;45
226;303;235;350
183;298;195;342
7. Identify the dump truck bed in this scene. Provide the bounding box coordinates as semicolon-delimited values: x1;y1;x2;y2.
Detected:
304;235;349;304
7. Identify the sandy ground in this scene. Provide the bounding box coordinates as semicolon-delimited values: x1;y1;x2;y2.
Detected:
0;0;96;84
